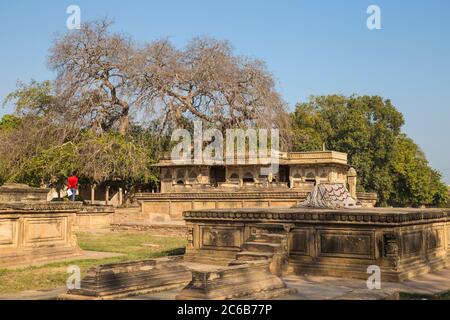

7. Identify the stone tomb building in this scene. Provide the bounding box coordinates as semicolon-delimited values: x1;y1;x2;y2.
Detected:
136;151;377;221
159;151;350;193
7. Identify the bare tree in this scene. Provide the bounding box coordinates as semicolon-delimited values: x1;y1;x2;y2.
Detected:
134;37;290;135
48;19;137;135
48;19;290;142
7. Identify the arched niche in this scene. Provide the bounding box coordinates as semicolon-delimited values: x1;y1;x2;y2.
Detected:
243;172;254;183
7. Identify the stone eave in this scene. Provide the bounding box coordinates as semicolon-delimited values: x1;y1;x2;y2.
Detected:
182;207;450;226
152;161;350;168
135;191;309;200
0;202;83;212
152;150;350;168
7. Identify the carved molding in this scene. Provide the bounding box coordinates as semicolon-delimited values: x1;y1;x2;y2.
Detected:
136;192;309;200
184;209;449;225
0;202;82;212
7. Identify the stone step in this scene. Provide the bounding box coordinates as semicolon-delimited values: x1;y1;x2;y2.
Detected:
241;242;282;253
176;260;293;300
252;233;286;244
236;251;274;261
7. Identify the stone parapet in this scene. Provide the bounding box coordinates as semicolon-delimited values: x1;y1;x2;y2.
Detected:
136;191;309;222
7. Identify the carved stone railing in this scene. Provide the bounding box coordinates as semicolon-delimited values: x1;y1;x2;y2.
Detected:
183;208;450;226
136;191;309;200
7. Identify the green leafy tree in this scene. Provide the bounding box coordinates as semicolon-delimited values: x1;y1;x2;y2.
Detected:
0;115;21;184
390;135;448;207
3;80;55;117
0;114;21;130
1;80;160;192
12;142;77;188
291;95;447;207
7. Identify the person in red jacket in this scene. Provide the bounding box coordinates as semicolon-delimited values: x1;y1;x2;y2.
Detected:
67;172;78;201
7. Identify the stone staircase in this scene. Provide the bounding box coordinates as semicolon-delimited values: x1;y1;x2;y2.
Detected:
232;230;289;276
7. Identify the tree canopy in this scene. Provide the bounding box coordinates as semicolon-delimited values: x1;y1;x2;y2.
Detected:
46;19;289;137
291;95;447;207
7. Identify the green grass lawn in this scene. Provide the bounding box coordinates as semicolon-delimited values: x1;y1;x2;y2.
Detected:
0;231;187;295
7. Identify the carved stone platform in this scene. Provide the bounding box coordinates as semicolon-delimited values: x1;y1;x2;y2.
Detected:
176;260;295;300
183;207;450;282
60;256;192;300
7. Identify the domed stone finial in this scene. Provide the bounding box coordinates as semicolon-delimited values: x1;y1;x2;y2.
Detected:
348;167;357;177
297;183;360;209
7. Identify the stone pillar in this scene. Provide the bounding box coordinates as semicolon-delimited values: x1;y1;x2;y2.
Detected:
91;184;96;205
347;167;357;199
118;188;123;206
105;186;110;206
238;167;243;187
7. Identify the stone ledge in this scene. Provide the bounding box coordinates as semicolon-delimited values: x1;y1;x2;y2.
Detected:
136;191;309;200
183;207;450;225
0;202;83;212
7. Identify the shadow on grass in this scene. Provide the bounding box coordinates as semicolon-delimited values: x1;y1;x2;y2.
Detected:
400;291;450;300
163;247;186;257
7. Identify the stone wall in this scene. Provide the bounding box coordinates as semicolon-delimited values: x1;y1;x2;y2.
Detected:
136;191;308;222
75;205;114;230
136;191;378;221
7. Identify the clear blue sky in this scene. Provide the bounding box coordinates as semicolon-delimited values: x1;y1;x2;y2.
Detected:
1;0;449;183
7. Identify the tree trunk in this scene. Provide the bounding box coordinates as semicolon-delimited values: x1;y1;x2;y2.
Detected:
118;114;129;135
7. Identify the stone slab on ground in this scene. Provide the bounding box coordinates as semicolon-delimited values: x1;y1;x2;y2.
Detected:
281;268;450;300
3;266;450;300
111;221;187;237
134;267;450;300
335;289;399;300
59;256;192;300
0;287;66;300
